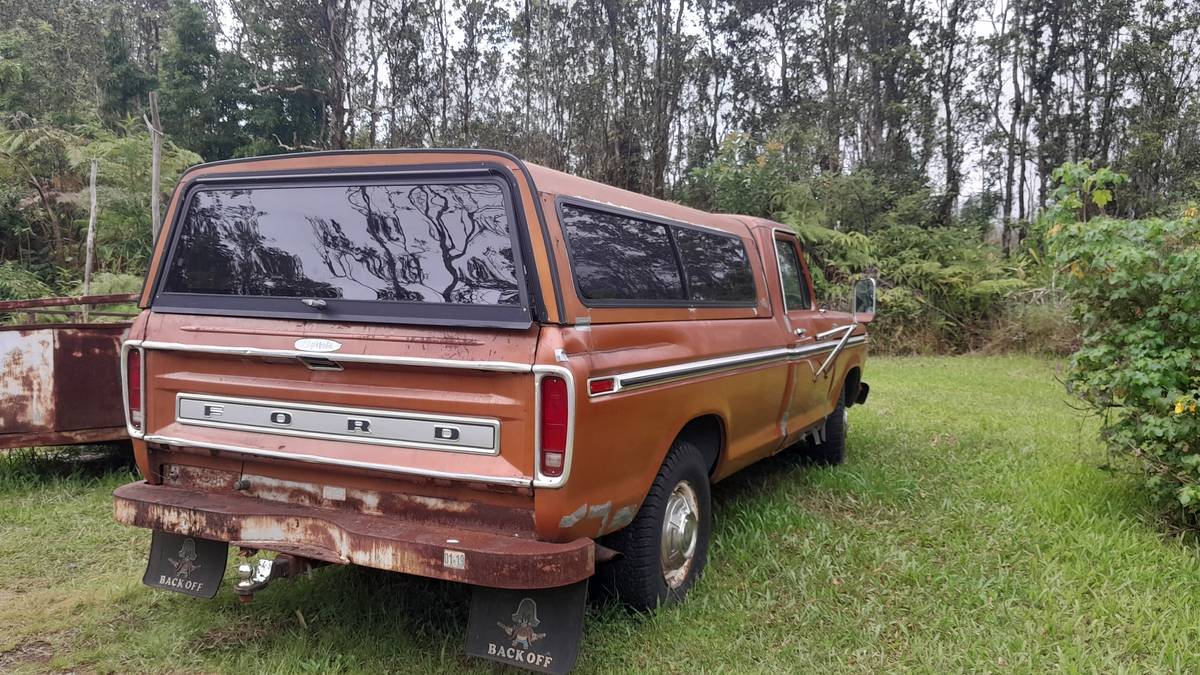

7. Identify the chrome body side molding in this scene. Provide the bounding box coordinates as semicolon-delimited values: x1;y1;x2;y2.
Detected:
617;348;791;390
587;336;867;398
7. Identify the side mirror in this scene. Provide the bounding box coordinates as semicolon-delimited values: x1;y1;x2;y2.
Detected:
852;278;876;323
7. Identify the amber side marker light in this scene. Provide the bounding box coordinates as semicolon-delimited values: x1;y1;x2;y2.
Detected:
127;348;143;431
540;376;569;477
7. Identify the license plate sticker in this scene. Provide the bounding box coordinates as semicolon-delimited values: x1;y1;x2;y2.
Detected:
142;530;228;599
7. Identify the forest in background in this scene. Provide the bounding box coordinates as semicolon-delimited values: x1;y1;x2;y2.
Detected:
1;0;1199;352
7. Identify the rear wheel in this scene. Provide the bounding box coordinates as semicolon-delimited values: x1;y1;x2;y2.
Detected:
596;440;712;611
804;395;848;466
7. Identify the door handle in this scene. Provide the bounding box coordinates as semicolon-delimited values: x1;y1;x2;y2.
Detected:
794;328;807;337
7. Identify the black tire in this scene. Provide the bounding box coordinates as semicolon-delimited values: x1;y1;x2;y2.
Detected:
804;394;848;466
595;440;712;611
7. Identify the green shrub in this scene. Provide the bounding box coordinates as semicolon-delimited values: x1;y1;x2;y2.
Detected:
981;290;1078;356
0;260;53;300
865;224;1031;353
1052;212;1200;518
869;285;942;354
67;271;142;320
69;271;143;296
685;133;1048;355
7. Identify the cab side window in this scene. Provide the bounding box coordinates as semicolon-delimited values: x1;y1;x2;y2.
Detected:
774;238;812;311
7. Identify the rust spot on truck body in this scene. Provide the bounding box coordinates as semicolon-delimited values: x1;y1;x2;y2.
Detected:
162;463;537;535
114;481;594;589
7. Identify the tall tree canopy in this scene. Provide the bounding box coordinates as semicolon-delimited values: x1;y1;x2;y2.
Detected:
1;0;1199;253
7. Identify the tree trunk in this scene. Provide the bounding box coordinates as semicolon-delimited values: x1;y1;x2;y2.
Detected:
83;159;98;322
367;0;380;147
146;91;163;243
321;0;352;149
940;0;964;227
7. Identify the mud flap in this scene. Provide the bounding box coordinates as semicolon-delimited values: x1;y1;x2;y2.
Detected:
142;530;228;599
466;580;587;674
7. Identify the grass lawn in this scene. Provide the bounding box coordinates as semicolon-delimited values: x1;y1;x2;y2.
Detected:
4;355;1200;673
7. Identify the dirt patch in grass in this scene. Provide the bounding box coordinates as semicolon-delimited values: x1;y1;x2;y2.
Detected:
190;620;282;653
794;489;870;519
0;640;53;669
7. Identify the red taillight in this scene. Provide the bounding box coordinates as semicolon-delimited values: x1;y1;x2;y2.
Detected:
127;349;143;431
539;376;569;477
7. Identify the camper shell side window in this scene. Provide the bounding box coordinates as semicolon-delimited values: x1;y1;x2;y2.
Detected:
556;198;757;309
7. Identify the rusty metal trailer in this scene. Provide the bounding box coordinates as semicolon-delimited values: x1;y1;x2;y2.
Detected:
0;293;138;449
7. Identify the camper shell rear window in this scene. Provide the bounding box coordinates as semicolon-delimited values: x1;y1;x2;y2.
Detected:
152;175;533;328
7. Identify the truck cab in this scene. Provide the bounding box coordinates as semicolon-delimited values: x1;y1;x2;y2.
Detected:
114;149;872;671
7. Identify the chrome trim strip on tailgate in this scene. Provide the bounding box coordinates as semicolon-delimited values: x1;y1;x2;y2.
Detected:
175;393;501;455
143;434;533;488
131;340;534;373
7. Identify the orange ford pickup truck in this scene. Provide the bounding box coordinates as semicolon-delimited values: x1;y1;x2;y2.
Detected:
113;149;873;672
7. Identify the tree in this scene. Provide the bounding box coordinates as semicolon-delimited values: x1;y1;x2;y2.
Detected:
98;5;156;123
159;0;246;161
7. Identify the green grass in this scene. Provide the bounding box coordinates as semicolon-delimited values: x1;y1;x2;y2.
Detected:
4;356;1200;673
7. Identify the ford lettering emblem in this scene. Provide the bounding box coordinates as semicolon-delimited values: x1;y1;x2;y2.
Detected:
295;338;342;353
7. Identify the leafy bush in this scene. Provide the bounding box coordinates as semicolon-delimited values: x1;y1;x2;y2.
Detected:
0;115;200;291
69;271;142;296
981;290;1078;356
683;133;800;217
0;259;53;300
684;136;1043;354
875;225;1028;343
0;260;57;323
1052;211;1200;518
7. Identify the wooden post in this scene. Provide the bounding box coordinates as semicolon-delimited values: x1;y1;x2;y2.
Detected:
82;159;98;322
145;91;163;243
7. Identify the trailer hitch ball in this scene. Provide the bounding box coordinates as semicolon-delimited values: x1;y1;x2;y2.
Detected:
233;554;324;602
234;558;278;602
236;561;256;603
237;562;254;581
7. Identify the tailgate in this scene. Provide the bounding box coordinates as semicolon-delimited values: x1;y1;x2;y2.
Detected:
130;313;540;487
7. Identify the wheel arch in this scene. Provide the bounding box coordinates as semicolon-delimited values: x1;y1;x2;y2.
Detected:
672;413;726;477
842;366;863;407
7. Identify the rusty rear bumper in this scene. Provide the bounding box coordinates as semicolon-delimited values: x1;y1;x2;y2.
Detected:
113;481;594;589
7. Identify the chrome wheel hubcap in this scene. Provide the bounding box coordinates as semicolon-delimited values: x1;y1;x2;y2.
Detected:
660;480;699;589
